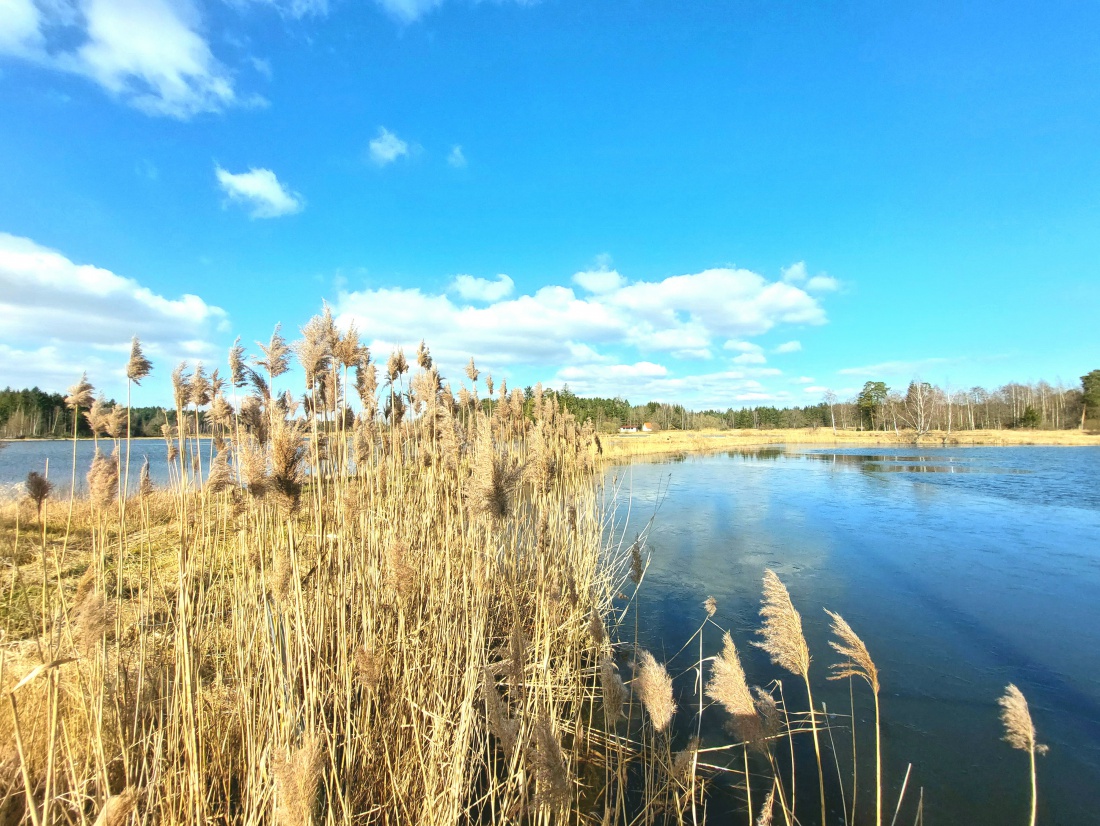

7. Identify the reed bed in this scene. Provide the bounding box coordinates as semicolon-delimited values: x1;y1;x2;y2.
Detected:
602;428;1100;461
0;320;1051;824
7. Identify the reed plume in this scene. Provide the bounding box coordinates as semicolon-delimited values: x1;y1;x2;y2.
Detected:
85;395;110;438
126;337;152;383
273;733;324;826
635;650;675;733
65;372;95;409
190;362;211;408
87;448;119;511
228;336;248;387
531;715;572;811
139;458;153;498
464;357;479;384
206;449;233;492
629;537;643;584
754;570;824;826
25;471;52;521
171;363;192;410
704;596;717;618
466;420;519;521
707;631;768;749
334;322;366;369
600;656;627;726
756;787;775;826
93;787;138;826
257;323;291;381
481;668;519;755
998;684;1047;826
826;609;882;826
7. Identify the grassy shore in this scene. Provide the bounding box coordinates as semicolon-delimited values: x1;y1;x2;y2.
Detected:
602;426;1100;460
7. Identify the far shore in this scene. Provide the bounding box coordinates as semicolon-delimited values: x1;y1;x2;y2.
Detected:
603;426;1100;460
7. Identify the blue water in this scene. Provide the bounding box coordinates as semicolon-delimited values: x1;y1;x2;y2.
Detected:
607;446;1100;825
0;438;207;495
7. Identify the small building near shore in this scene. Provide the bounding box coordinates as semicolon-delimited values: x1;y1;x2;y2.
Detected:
641;422;656;432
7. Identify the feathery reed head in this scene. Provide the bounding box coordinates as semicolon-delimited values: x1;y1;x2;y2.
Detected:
465;356;479;384
257;323;291;379
25;471;52;514
531;714;572;811
600;656;627;726
87;448;119;510
126;336;153;383
825;609;879;693
707;631;769;750
704;596;717;618
206;449;233;492
190;362;211;408
85;395;109;436
171;362;192;410
998;684;1048;755
139;457;153;497
93;786;138;826
385;348;408;384
65;372;95;409
635;649;675;733
334;322;365;369
629;537;643;584
273;733;324;826
753;569;810;678
228;336;248;387
481;668;519;755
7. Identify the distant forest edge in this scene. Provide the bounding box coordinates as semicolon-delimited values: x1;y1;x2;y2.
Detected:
2;371;1098;439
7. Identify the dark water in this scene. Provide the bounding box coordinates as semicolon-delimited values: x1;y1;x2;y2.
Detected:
607;446;1100;825
0;438;207;496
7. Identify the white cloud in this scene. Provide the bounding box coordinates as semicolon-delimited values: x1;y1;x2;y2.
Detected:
573;268;625;294
774;340;802;353
732;352;767;365
804;386;829;394
0;0;241;118
334;262;826;408
372;0;537;23
216;165;303;218
447;145;467;168
794;376;815;384
0;232;228;395
0;0;43;57
233;0;329;18
806;275;839;292
837;358;952;378
781;261;808;283
451;273;514;302
724;340;763;354
369;127;409;165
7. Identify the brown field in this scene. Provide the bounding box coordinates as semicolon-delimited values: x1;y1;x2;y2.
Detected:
602;426;1100;461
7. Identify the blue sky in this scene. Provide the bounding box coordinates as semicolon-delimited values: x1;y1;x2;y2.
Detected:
1;0;1098;409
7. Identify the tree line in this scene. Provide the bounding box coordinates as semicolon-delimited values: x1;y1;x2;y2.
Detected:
3;370;1098;439
0;387;177;439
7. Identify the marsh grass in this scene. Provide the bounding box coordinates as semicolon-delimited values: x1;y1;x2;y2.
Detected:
0;324;1054;825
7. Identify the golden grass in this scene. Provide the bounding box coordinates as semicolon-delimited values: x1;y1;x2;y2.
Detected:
0;340;1067;823
602;427;1100;460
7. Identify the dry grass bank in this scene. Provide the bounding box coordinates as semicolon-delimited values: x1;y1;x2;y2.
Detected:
603;426;1100;460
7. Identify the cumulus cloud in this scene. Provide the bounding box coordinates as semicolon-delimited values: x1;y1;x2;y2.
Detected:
216;165;303;218
774;340;802;353
1;0;241;118
573;268;625;294
447;145;467;168
451;273;514;302
333;261;829;406
0;232;229;393
806;275;839;292
369;127;409;165
732;352;767;365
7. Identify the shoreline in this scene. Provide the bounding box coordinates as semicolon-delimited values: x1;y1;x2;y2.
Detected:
602;427;1100;460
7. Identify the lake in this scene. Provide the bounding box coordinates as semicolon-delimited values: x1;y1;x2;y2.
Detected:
607;446;1100;824
0;438;207;496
